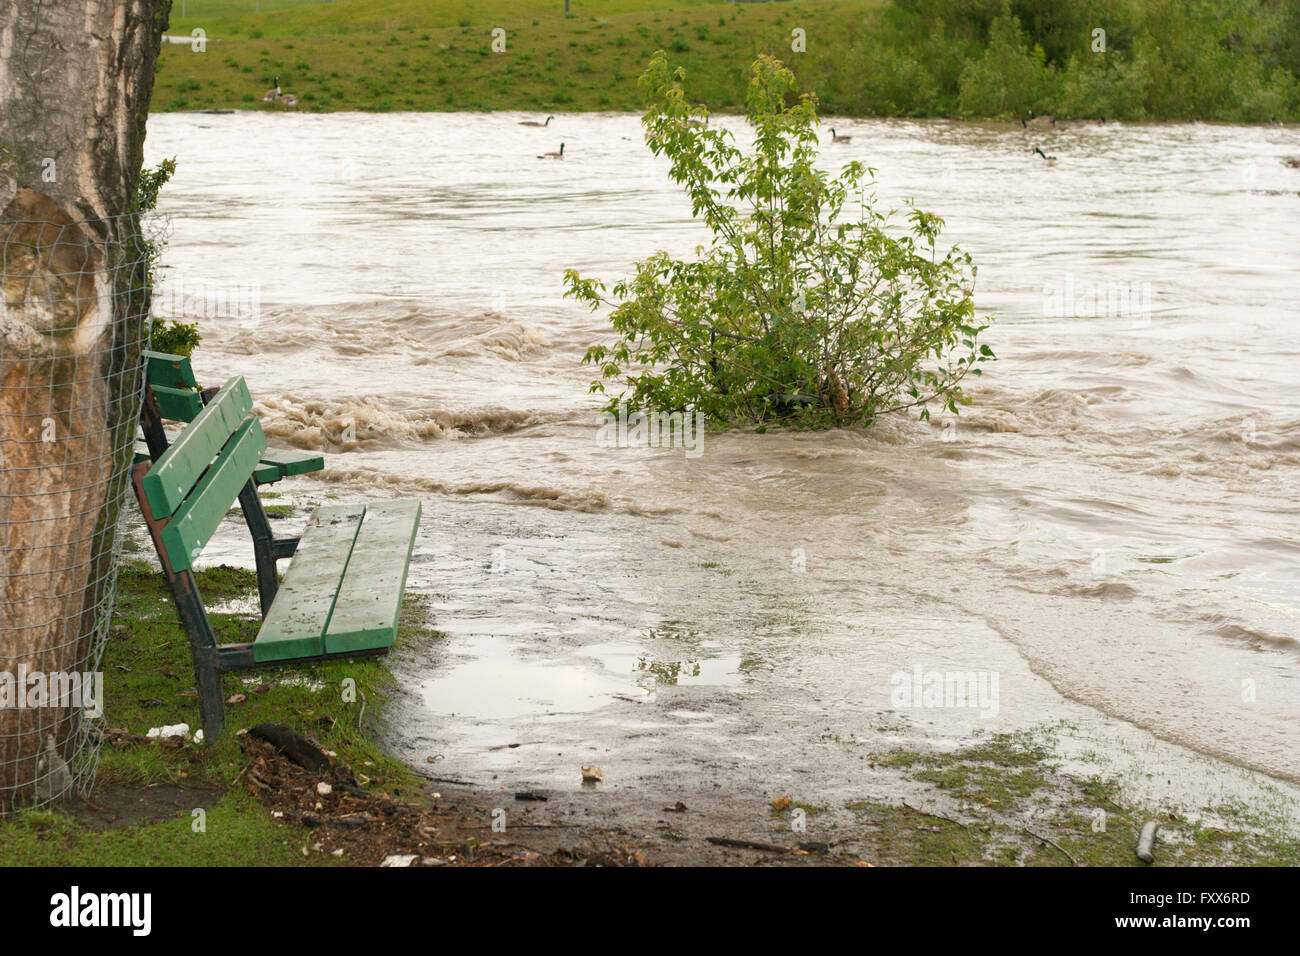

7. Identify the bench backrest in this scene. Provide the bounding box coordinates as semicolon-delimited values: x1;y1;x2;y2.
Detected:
143;350;204;422
141;374;268;572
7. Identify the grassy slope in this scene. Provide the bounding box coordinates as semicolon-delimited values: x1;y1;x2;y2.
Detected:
155;0;877;113
0;555;432;865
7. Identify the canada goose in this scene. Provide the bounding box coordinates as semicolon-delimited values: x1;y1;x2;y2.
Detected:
1283;157;1300;169
830;127;852;143
279;92;298;108
1022;112;1056;128
519;114;554;127
538;143;565;159
1034;146;1057;164
262;74;281;103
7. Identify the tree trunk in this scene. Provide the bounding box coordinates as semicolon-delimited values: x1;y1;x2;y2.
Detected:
0;0;170;808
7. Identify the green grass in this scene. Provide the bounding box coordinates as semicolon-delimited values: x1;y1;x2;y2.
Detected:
1;791;322;866
152;0;1300;120
0;559;435;865
157;0;859;114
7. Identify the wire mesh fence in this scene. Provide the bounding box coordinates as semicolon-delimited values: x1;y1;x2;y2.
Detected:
0;210;160;813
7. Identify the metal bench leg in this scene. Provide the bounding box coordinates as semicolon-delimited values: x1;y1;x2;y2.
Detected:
170;573;227;741
132;462;228;739
238;479;281;616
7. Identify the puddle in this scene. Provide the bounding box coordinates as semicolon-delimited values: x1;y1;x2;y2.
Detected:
419;635;643;720
205;595;261;617
419;636;743;720
579;642;744;695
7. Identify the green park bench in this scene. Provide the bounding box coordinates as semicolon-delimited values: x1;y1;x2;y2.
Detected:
132;351;421;739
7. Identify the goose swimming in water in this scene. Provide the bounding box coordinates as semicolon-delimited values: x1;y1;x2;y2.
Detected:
830;127;852;143
1022;111;1056;128
538;143;565;159
519;115;555;127
1034;146;1058;164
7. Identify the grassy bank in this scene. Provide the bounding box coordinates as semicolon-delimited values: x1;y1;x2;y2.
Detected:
153;0;1300;120
0;558;431;865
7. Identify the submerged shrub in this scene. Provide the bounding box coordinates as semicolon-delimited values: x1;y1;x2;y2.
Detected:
566;52;994;429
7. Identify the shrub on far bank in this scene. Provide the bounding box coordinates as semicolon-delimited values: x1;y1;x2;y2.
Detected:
957;13;1055;118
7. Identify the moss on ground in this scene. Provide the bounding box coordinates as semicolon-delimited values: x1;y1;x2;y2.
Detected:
841;732;1300;866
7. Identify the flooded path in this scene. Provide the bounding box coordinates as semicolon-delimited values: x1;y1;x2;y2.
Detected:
144;111;1300;816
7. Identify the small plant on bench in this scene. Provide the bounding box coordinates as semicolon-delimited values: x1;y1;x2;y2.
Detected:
132;351;421;740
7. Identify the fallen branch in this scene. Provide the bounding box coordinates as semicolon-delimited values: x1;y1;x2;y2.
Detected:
706;836;790;853
1023;827;1078;866
902;801;967;827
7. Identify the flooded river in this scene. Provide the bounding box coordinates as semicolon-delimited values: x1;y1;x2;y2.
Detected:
144;111;1300;810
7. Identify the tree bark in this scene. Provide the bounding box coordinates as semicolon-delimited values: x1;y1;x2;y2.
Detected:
0;0;170;808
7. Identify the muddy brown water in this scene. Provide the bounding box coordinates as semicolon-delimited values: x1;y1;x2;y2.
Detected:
144;112;1300;821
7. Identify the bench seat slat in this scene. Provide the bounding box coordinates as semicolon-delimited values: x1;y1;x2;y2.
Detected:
252;462;280;484
254;448;326;484
160;416;268;572
253;505;365;663
143;376;253;518
324;500;421;655
274;448;326;477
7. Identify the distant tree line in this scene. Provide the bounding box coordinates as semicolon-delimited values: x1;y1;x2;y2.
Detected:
806;0;1300;121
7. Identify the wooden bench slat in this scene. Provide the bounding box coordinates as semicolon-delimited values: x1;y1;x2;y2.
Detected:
143;350;198;390
252;505;365;663
252;462;281;484
253;448;326;484
138;440;323;486
324;500;421;655
143;376;253;518
273;448;326;477
152;384;203;422
159;416;268;572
